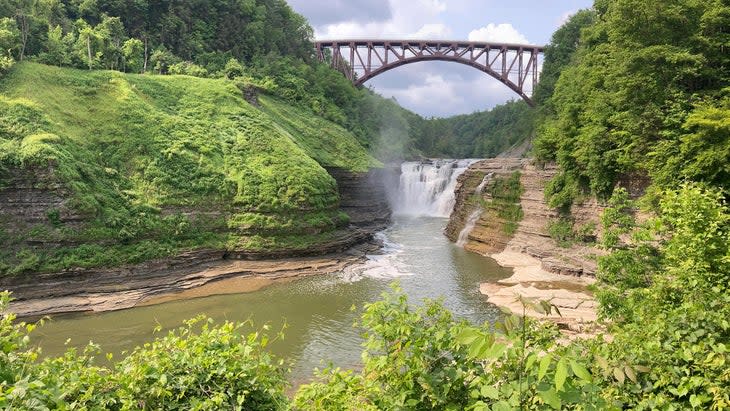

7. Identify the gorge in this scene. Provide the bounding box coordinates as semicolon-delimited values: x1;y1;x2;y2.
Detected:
31;159;515;383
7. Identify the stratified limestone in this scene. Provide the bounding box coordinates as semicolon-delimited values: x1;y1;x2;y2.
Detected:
1;167;393;317
8;248;373;317
447;159;605;277
447;158;606;335
483;250;598;336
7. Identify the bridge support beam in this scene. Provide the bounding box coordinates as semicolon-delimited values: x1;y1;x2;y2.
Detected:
315;40;545;107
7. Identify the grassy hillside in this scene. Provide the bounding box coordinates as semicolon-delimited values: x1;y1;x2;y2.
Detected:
0;63;378;275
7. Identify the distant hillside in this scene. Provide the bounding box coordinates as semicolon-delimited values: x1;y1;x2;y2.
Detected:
0;62;378;275
409;100;536;159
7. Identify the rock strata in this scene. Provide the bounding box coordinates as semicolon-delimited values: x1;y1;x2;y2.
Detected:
448;158;605;277
447;158;607;334
8;245;375;317
1;166;392;317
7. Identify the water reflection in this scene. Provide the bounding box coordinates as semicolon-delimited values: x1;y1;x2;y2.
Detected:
33;217;511;382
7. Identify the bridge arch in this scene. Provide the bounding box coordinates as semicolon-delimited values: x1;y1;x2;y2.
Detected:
315;40;544;106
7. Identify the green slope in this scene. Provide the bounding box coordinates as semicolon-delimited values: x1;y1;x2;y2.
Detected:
0;63;377;275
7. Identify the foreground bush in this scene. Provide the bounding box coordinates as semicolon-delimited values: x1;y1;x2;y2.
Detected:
0;184;727;409
0;296;288;410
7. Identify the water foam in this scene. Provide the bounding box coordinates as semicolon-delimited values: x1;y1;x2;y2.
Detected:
391;159;476;218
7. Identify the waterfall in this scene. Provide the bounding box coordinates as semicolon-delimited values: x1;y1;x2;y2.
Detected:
392;159;475;218
456;209;482;246
456;172;493;247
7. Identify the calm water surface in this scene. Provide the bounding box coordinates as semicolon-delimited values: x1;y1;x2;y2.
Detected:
33;216;511;382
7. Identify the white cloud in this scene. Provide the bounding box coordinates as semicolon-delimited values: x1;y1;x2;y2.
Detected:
468;23;529;44
386;74;462;109
410;23;452;39
316;0;449;39
370;63;518;117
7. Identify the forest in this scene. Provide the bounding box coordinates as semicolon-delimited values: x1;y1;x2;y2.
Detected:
0;0;729;409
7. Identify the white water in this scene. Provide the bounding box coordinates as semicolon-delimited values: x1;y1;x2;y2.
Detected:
391;159;476;217
456;209;482;247
456;172;493;248
345;159;478;282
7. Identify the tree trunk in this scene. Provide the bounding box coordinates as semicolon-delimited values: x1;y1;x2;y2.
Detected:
87;36;92;69
143;37;148;73
17;14;28;61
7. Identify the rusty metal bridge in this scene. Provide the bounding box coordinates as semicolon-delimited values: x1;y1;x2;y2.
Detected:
315;39;545;106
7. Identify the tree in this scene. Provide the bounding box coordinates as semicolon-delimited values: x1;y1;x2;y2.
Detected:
0;17;19;58
10;0;35;61
121;37;142;72
74;18;100;69
96;14;126;70
224;57;244;79
37;24;69;66
149;45;176;74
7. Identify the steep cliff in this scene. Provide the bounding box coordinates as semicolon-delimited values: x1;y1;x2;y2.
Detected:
0;63;385;278
447;158;604;277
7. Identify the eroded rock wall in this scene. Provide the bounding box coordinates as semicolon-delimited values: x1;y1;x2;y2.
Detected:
0;166;392;314
447;159;605;278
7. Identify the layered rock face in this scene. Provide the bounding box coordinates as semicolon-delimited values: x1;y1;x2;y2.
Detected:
325;167;394;232
0;167;392;315
445;158;523;255
0;167;81;241
447;158;604;278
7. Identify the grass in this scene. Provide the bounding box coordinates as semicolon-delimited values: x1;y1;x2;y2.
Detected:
0;63;378;275
481;171;524;236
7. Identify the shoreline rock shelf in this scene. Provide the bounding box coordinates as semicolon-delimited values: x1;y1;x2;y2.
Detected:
446;158;605;335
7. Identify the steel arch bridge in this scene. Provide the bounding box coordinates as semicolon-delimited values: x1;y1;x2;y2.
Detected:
315;39;545;106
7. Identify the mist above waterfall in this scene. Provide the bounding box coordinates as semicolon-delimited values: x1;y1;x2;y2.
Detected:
390;159;476;218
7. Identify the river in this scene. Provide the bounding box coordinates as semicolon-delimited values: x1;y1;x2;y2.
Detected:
32;160;512;383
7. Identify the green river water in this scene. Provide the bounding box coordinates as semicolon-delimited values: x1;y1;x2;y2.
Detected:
32;160;513;384
33;216;511;383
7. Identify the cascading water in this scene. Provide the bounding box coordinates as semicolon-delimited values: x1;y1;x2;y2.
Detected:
456;172;493;247
456;209;482;247
342;159;477;282
391;159;476;217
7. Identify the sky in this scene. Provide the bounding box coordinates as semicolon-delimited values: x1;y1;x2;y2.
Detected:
287;0;594;117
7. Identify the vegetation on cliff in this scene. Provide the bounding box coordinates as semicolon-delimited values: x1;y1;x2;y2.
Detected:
534;0;730;207
0;62;377;275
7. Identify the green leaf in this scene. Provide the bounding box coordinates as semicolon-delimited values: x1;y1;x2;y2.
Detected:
491;400;514;411
455;328;481;345
555;358;568;391
538;388;561;410
613;367;625;385
624;365;637;383
480;385;499;399
538;355;551;381
481;342;507;360
570;359;592;382
468;340;488;359
595;355;609;371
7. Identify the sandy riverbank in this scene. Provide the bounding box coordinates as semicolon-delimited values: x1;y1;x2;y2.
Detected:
483;249;599;336
8;247;374;318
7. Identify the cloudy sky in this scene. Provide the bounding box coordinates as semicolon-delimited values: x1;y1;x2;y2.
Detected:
287;0;594;117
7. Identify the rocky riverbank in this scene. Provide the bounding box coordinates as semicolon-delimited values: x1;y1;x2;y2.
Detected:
7;242;379;318
2;167;394;317
447;158;606;333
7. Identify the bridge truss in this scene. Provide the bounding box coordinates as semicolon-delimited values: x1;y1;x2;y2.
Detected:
315;40;545;106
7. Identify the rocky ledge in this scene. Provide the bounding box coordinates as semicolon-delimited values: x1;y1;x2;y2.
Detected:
7;243;377;318
447;158;606;334
1;167;393;317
